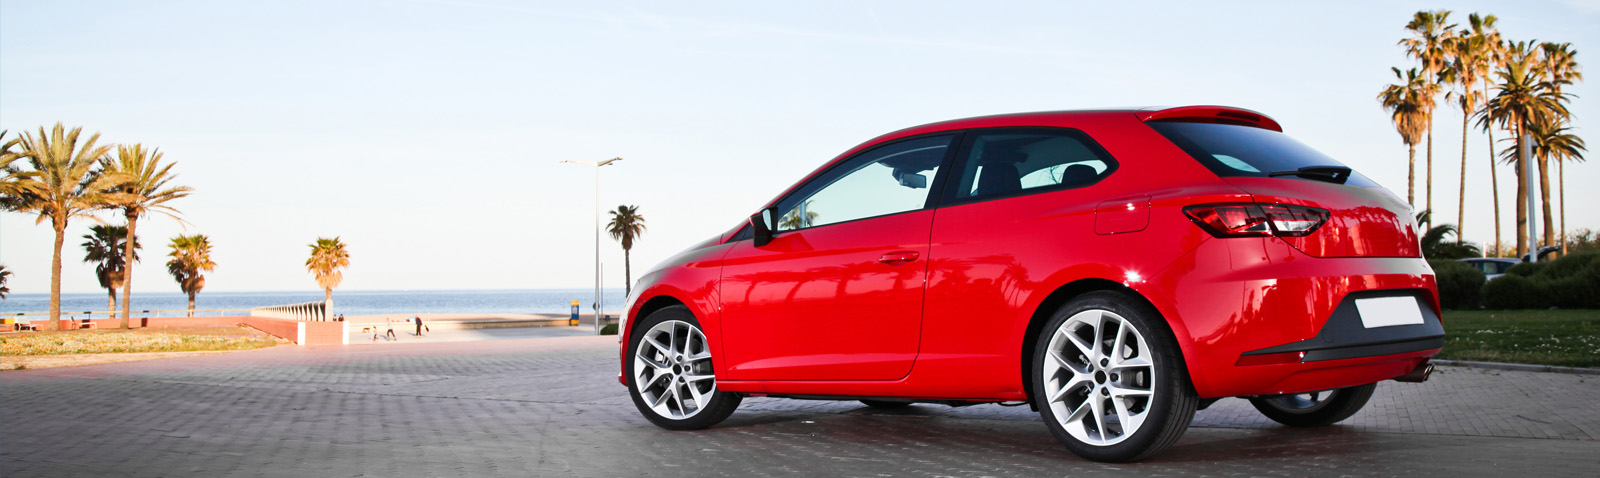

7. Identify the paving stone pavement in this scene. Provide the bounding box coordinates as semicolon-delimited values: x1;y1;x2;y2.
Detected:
3;336;1597;477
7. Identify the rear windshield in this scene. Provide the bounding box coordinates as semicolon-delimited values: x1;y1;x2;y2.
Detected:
1148;121;1377;187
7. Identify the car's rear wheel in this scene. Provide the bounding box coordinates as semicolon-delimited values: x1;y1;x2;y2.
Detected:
627;306;741;430
1248;383;1376;427
1033;291;1197;463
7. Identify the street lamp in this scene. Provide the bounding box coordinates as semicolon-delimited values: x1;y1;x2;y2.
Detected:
561;157;621;332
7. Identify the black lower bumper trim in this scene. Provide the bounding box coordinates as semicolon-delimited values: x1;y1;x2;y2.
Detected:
1243;290;1444;363
1302;337;1443;362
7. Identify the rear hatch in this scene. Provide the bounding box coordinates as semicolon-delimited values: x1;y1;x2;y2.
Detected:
1146;119;1420;258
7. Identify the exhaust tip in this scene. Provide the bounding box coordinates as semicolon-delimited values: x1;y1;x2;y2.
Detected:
1394;362;1434;383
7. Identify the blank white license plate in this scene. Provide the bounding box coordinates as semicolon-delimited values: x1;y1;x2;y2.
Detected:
1355;296;1426;328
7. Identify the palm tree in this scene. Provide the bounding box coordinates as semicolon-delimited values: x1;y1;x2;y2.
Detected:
166;234;215;317
0;265;12;300
11;124;126;330
1484;41;1569;256
82;224;139;313
1537;42;1581;252
103;144;192;328
1464;15;1507;256
1443;15;1494;244
1522;117;1586;255
1400;10;1457;217
1378;67;1434;207
1415;210;1482;259
606;205;647;296
306;237;350;316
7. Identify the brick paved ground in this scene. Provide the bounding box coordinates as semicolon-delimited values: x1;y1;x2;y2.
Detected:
3;336;1597;477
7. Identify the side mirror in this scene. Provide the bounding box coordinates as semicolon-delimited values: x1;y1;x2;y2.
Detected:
750;207;776;247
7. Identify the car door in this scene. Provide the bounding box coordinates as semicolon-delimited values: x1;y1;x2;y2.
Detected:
719;134;958;381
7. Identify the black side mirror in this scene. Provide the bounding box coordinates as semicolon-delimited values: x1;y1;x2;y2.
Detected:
750;207;776;247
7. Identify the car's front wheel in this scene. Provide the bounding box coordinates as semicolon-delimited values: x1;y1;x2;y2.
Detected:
1032;291;1197;462
627;306;741;430
1248;383;1376;427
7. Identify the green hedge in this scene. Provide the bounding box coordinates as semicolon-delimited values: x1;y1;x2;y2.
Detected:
1428;259;1485;309
599;324;618;336
1483;251;1600;309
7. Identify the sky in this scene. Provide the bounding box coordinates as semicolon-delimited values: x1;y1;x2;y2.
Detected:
2;0;1597;297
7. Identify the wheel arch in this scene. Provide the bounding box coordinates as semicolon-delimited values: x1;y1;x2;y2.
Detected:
1018;278;1197;407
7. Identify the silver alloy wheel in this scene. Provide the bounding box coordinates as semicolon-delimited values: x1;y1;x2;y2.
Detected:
633;319;717;420
1260;390;1338;413
1042;309;1157;446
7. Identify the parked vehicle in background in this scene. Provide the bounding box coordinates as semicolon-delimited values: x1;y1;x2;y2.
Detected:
1461;257;1519;281
619;106;1441;462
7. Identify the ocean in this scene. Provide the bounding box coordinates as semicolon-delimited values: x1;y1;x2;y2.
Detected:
0;288;627;317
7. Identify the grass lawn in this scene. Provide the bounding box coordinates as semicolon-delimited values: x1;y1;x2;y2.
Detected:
1439;309;1600;368
0;326;279;357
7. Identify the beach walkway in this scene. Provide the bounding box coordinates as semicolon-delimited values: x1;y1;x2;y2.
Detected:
2;334;1597;476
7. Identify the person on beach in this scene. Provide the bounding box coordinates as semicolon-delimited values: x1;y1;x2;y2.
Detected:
413;315;424;337
385;318;397;341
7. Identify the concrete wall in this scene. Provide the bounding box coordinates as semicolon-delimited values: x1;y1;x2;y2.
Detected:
4;316;348;346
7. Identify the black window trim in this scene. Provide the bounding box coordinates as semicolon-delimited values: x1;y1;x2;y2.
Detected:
938;126;1120;208
727;131;967;242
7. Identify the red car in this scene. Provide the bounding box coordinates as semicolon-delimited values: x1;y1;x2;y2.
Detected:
618;106;1441;462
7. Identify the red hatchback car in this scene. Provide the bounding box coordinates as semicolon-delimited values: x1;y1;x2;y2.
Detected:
618;106;1442;462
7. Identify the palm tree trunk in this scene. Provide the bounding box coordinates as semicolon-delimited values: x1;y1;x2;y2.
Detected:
187;293;196;317
1560;159;1567;254
1407;145;1417;206
1458;114;1468;243
1514;122;1529;256
324;288;333;321
1426;126;1434;216
623;248;632;297
1488;126;1501;256
107;288;116;314
120;213;138;328
50;218;65;330
1538;155;1554;248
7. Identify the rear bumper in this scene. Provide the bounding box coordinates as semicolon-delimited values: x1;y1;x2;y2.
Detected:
1149;237;1442;398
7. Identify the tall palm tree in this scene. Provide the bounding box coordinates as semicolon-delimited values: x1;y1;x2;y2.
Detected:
12;124;126;330
606;205;647;296
1484;41;1569;256
1465;15;1507;256
1443;15;1494;244
306;237;350;316
1522;117;1585;255
103;144;192;328
1379;67;1434;207
1400;10;1456;217
1537;42;1581;251
166;234;215;317
82;224;139;313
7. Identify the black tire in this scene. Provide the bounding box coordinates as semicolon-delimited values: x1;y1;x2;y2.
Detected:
1031;291;1197;463
859;400;912;409
1248;383;1376;427
626;305;742;430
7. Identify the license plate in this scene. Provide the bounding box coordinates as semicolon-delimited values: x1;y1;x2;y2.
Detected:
1355;296;1426;328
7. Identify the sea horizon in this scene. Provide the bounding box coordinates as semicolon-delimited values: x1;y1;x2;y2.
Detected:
0;288;628;317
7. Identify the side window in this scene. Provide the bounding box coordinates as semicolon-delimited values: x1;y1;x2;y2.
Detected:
774;135;954;231
949;129;1117;202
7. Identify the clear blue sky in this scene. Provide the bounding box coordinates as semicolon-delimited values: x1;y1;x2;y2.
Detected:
2;0;1596;295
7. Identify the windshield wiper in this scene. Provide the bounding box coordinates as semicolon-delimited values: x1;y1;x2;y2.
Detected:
1267;165;1352;184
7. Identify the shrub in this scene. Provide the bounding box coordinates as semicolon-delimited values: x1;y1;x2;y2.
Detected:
1482;252;1600;309
599;324;618;336
1428;259;1484;309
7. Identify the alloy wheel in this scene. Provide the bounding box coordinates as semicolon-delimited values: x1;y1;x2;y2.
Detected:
1041;309;1157;446
633;319;717;420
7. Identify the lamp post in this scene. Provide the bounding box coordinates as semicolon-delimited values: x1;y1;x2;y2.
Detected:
561;157;621;332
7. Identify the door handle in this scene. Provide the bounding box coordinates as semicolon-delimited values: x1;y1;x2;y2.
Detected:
878;251;920;264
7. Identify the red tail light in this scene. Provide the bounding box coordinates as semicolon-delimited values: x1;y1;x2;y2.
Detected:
1184;203;1327;238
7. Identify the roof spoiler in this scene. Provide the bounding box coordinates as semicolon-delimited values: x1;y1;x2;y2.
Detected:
1135;106;1283;132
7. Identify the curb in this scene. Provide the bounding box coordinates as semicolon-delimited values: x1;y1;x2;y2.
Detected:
1432;359;1600;376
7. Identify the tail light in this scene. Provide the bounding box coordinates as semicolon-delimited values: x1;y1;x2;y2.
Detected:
1184;203;1328;238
